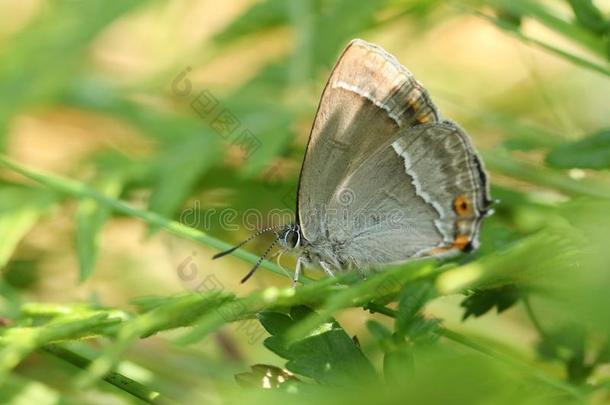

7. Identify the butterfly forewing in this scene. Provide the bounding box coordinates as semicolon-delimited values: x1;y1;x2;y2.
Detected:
297;39;441;242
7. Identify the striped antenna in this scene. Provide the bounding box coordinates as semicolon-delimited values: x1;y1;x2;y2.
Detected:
212;225;281;260
240;238;279;284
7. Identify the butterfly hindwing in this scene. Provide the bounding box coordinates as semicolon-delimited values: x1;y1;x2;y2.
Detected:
318;121;489;266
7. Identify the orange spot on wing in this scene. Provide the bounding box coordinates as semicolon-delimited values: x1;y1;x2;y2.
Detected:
416;114;431;124
452;234;471;250
453;195;472;217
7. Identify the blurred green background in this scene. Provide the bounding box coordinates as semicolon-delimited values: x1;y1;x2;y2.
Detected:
1;0;610;403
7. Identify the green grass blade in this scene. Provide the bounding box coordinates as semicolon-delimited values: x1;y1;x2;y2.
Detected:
148;135;221;223
76;174;123;281
472;8;610;78
0;187;56;269
488;0;605;56
76;291;234;387
0;374;65;404
483;149;610;199
545;129;610;170
0;313;122;379
566;0;608;35
43;344;164;404
0;0;148;150
0;155;295;280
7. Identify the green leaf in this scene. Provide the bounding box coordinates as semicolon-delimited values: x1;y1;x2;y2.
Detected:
261;307;377;385
483;149;610;199
148;135;222;223
258;312;293;336
0;154;291;279
0;374;64;404
489;0;604;57
502;132;562;151
241;113;295;176
494;5;522;28
536;324;586;361
77;291;234;386
289;305;315;322
535;324;596;385
478;4;610;77
395;281;435;337
566;0;608;35
0;312;121;378
546;129;610;169
366;320;392;343
213;0;289;44
0;0;147;150
219;61;298;176
366;320;397;355
75;174;123;281
308;0;390;72
284;328;376;385
383;346;414;385
461;285;521;320
0;187;56;270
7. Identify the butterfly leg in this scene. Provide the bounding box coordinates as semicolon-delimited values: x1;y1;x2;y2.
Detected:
292;256;303;288
320;261;336;278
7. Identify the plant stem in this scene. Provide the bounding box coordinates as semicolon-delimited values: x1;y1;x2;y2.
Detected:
468;7;610;78
365;303;584;400
364;302;398;318
482;149;610;199
42;344;164;404
0;155;304;282
437;328;583;399
523;295;548;340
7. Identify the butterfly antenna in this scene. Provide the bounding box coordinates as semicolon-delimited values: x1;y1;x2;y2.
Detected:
240;238;279;284
212;225;281;260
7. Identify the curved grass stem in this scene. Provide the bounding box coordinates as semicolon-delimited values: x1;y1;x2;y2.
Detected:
463;6;610;78
365;303;584;400
42;344;165;404
0;155;305;282
482;149;610;199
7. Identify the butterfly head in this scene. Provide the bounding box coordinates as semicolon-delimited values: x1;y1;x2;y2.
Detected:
277;223;302;250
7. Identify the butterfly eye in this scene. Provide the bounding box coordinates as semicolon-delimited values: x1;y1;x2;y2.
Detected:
279;226;300;249
286;230;300;248
453;195;471;217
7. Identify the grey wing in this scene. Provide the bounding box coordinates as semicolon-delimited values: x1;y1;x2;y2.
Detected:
297;39;440;242
325;121;491;267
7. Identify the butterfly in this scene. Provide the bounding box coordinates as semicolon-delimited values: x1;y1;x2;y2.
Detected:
214;39;491;285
